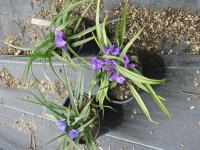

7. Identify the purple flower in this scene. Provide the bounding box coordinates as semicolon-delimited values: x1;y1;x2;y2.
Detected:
103;45;112;55
51;26;55;33
56;119;67;132
128;63;136;69
116;75;126;84
91;57;104;71
109;72;125;84
122;55;130;68
68;129;79;140
104;59;117;75
122;55;136;69
103;44;120;56
109;72;119;81
55;30;67;49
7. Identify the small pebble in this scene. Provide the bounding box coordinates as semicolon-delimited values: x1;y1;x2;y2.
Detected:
194;82;199;86
190;106;194;110
180;144;185;147
187;97;191;102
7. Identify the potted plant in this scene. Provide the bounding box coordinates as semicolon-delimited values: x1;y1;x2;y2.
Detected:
1;0;97;78
89;0;170;122
24;67;101;149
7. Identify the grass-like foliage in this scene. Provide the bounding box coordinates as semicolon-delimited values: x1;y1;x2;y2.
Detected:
1;0;98;78
24;66;99;149
89;0;171;123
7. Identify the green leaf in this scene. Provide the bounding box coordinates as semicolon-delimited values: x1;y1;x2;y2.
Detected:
34;36;51;52
79;99;93;119
143;84;171;118
84;126;96;150
102;15;109;46
23;56;35;79
74;1;93;33
74;72;82;101
67;45;91;66
77;116;97;132
60;59;79;115
43;113;57;122
68;19;120;40
46;134;65;145
71;36;94;47
88;73;98;99
117;66;165;85
120;26;145;58
0;40;33;51
96;74;109;108
65;133;81;150
127;83;157;123
119;2;128;47
101;55;122;61
96;0;102;42
131;69;166;101
56;17;79;31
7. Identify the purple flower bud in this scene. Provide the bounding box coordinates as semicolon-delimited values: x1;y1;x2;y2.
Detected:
56;119;67;132
111;47;120;56
103;44;120;56
91;57;104;71
55;30;67;49
128;63;136;69
122;55;130;68
51;26;55;33
68;129;79;140
115;75;125;84
103;45;111;55
109;72;126;84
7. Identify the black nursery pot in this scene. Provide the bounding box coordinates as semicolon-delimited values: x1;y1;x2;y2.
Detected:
108;51;142;104
63;95;101;143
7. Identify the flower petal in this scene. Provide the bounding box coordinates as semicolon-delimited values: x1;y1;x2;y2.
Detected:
68;129;79;140
55;30;67;48
128;63;136;69
56;119;67;132
91;57;104;71
116;75;126;84
111;47;120;55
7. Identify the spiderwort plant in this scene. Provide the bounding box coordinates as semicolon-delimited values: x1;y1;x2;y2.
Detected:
89;0;170;122
1;0;97;78
27;69;100;150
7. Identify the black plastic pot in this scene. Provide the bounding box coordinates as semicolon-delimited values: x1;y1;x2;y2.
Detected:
108;94;134;104
63;94;101;143
108;50;142;104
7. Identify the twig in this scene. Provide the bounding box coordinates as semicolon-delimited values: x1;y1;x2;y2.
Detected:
182;90;200;96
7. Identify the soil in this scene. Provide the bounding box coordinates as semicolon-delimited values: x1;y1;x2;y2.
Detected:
0;33;31;55
0;67;66;99
108;82;132;101
1;0;199;55
109;3;200;54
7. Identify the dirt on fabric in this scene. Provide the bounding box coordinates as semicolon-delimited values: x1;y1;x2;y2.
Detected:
0;67;66;99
